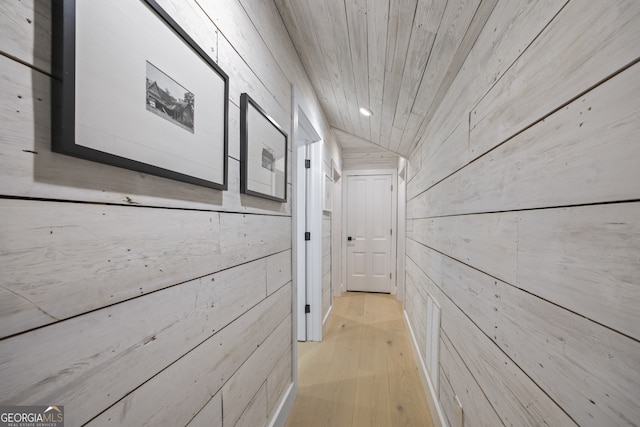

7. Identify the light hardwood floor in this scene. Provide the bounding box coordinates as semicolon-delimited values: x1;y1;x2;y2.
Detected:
285;292;433;427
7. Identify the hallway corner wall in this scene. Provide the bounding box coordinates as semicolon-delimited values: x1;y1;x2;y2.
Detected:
405;1;640;426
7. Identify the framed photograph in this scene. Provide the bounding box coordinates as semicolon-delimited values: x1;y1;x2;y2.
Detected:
240;93;288;202
52;0;229;190
323;172;333;212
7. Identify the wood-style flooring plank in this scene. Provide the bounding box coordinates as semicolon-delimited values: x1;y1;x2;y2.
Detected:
286;292;433;427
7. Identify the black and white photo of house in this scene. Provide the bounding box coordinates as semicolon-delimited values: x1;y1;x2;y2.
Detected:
146;61;195;133
262;146;275;172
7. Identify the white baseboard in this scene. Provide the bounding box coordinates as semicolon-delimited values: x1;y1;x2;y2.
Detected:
403;311;448;427
322;305;333;337
268;382;296;427
322;304;333;326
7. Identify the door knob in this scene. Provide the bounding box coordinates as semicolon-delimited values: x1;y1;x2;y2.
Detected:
347;236;352;241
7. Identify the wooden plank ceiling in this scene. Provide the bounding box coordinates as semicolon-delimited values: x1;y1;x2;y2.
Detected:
275;0;497;157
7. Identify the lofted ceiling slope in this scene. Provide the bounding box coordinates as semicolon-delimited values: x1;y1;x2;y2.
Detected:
275;0;498;157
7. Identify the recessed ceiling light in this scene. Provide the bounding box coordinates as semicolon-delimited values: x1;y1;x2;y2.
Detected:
359;107;372;117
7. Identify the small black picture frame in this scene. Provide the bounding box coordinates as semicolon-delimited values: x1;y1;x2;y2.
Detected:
240;93;288;202
52;0;229;190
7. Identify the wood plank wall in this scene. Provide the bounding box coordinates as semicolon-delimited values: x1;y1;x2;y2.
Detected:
335;128;399;171
323;213;332;321
322;152;333;321
341;149;399;171
0;1;339;426
405;1;640;426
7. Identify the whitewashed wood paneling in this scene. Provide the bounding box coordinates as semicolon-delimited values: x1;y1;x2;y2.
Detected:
407;256;575;426
396;0;489;154
325;0;366;137
0;199;206;337
222;317;291;427
267;250;292;296
407;120;468;201
342;151;399;170
407;147;420;183
198;0;291;119
275;0;504;157
0;259;271;415
237;0;313;100
218;34;289;134
87;285;290;427
378;0;416;149
335;128;399;170
404;2;640;425
438;367;457;427
412;212;518;284
276;0;346;127
405;239;442;286
322;242;330;274
410;211;640;423
345;0;371;141
389;0;445;151
0;0;51;73
408;0;569;197
154;0;219;62
322;215;332;321
415;239;640;425
439;334;503;427
0;0;337;425
408;60;640;218
470;0;640;157
365;0;389;144
0;258;275;419
267;345;292;416
517;203;640;340
219;213;291;265
0;199;290;338
404;259;430;359
185;392;222;427
236;383;268;427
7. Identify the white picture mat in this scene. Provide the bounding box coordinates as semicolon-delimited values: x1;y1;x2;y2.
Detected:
75;1;225;183
323;173;333;212
246;102;286;199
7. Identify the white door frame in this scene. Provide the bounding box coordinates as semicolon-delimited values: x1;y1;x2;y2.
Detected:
293;102;323;343
341;168;398;295
306;140;324;341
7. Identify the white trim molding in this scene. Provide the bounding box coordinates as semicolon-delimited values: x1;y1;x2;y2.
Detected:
268;383;296;427
404;310;448;427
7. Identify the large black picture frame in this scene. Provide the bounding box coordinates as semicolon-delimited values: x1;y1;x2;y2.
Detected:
52;0;229;190
240;93;288;203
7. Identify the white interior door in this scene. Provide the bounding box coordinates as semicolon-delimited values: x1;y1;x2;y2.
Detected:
346;174;392;293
